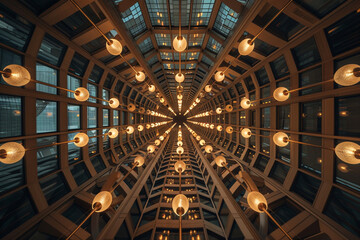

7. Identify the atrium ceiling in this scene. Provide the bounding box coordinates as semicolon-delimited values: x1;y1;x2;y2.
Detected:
0;0;359;240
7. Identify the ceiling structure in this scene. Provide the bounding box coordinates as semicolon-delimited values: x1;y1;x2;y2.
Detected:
0;0;360;240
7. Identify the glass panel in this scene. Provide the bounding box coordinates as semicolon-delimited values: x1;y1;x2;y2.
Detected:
269;161;289;183
291;172;320;203
335;95;360;137
121;3;146;37
0;146;24;194
277;105;290;130
0;48;22;85
324;187;360;238
87;83;97;103
299;66;322;95
36;100;57;133
67;75;81;98
300;101;322;133
68;105;80;130
292;37;321;70
40;172;69;205
0;188;36;238
0;3;34;51
294;0;346;18
91;156;106;173
261;107;270;128
89;64;104;83
325;11;360;56
299;135;322;175
68;132;81;165
37;136;58;178
38;34;67;66
87;106;97;128
70;162;91;186
36;63;57;94
0;94;22;138
270;55;289;79
255;67;269;86
213;3;239;37
68;52;89;77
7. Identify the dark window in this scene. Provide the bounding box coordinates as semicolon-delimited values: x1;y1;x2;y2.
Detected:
38;34;67;66
325;11;360;56
40;172;69;205
294;0;346;18
335;95;360;137
89;64;104;83
203;209;221;227
91;155;106;173
292;37;321;70
269;161;289;183
0;48;22;85
255;67;269;86
62;203;90;232
254;154;269;172
270;55;289;79
0;188;36;238
243;76;255;91
37;136;59;178
36;100;57;133
68;105;80;130
130;201;141;228
0;95;22;138
229;221;245;240
324;187;360;237
299;136;322;175
300;101;322;133
70;162;91;186
277;105;290;130
0;4;34;51
69;52;89;77
299;66;322;95
291;172;320;203
36;63;57;94
19;0;60;14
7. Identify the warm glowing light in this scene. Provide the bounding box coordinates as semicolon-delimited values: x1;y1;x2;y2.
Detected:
172;194;189;216
149;85;156;92
106;39;122;55
135;71;146;82
205;85;212;93
108;128;119;138
173;35;187;52
225;126;233;134
273;132;289;147
126;126;135;134
238;38;254;55
174;160;186;173
205;145;213;153
241;128;251;138
215;71;225;82
335;141;360;164
334;64;360;86
273;87;290;102
74;87;90;102
175;73;185;83
2;64;31;86
134;156;145;167
247;191;267;212
240;98;251;109
214;155;226;167
0;142;25;164
92;191;112;212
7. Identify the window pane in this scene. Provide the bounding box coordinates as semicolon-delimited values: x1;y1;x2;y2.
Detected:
69;52;89;77
0;188;36;238
270;55;289;79
299;66;322;95
89;64;104;83
325;11;360;56
299;135;322;175
0;147;24;194
37;136;59;178
277;105;290;130
0;94;22;138
0;48;22;85
36;100;57;133
113;110;119;126
103;109;109;127
36;63;57;94
291;172;320;203
335;95;360;137
68;105;80;130
292;37;321;70
67;75;81;98
68;132;81;165
37;34;67;66
255;67;269;86
300;101;322;133
70;162;91;186
294;0;346;18
261;107;270;128
269;161;289;183
87;83;97;103
87;106;97;128
0;3;34;51
40;172;69;205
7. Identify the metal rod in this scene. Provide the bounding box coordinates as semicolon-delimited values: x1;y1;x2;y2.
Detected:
288;79;334;93
88;95;110;103
26;140;77;151
179;214;182;240
69;0;111;44
263;209;293;240
65;204;101;240
249;0;293;45
110;163;138;193
119;54;138;74
287;139;334;151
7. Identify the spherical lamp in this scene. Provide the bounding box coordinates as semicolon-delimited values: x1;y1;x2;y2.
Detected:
175;73;185;83
139;107;145;114
335;141;360;164
216;108;222;114
177;146;184;155
73;133;89;147
214;155;226;167
0;142;25;164
225;105;233;112
149;85;156;92
2;64;31;86
135;71;146;82
174;160;186;173
216;125;223;131
241;128;251;138
126;126;134;134
173;36;187;52
154;139;161;146
215;71;225;82
74;87;90;102
172;194;189;216
205;85;212;93
134;156;145;167
205;145;213;153
334;64;360;86
199;139;205;146
147;145;156;153
128;103;136;112
92;191;112;212
273;87;290;102
146;124;151;129
108;128;119;138
177;141;183;147
109;98;120;108
196;136;201;141
238;38;254;55
159;135;164;141
273;132;289;147
226;126;233;134
247;191;268;213
106;39;122;55
210;124;215;129
240;98;251;109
